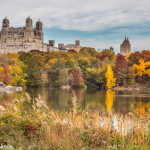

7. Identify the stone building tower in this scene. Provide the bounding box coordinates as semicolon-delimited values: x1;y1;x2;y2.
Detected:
36;20;42;30
2;17;9;29
120;37;131;56
0;17;47;53
49;40;55;47
25;16;33;30
24;16;34;41
1;18;9;44
35;20;43;41
75;40;80;46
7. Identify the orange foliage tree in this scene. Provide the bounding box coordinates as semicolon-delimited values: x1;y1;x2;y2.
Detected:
0;65;12;85
72;68;85;87
128;50;150;66
133;59;150;77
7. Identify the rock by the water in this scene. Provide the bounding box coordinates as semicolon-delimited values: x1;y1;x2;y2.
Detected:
0;82;6;93
5;86;15;93
0;87;5;93
0;82;22;93
16;87;23;92
0;82;6;87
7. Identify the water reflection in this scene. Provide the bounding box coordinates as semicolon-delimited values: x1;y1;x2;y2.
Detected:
105;89;115;112
0;88;150;114
135;101;150;115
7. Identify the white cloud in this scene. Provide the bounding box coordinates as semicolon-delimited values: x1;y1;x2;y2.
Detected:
0;0;150;52
0;0;150;31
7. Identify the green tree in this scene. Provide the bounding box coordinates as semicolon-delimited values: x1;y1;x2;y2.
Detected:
78;57;90;74
80;47;98;57
59;68;72;87
26;66;43;87
48;59;66;87
85;68;98;86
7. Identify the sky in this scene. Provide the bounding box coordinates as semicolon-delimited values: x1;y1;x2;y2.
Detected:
0;0;150;53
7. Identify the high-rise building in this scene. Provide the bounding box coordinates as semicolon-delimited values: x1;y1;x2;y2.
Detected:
120;37;131;56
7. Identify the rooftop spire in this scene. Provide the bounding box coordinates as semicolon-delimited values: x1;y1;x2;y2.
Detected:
4;16;9;21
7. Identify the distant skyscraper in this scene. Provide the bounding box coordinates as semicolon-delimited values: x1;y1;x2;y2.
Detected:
120;37;131;56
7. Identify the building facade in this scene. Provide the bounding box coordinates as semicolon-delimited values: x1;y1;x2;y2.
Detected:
120;37;131;56
58;40;81;52
0;17;47;53
47;40;59;52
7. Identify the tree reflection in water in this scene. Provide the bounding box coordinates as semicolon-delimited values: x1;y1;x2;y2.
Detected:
105;89;115;112
0;88;150;114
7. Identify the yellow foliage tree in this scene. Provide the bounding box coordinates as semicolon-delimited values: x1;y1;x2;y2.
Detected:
10;61;27;86
45;58;58;71
0;67;3;82
125;53;130;60
0;67;3;71
9;53;19;59
105;65;116;89
133;59;150;77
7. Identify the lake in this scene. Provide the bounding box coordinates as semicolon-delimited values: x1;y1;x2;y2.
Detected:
0;88;150;114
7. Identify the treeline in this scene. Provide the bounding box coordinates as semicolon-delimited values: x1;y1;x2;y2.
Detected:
0;48;150;88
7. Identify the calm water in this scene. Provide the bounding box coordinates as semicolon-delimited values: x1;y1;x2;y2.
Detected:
0;88;150;114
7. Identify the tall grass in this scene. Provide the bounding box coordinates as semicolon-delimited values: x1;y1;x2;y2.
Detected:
0;93;150;149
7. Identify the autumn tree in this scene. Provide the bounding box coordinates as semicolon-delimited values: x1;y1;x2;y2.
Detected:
127;67;135;85
72;68;85;87
128;50;150;66
133;59;150;77
59;68;72;87
114;54;128;86
80;47;98;57
19;52;47;87
133;59;150;83
0;54;16;66
18;52;32;64
65;59;76;68
99;54;109;61
0;65;12;85
99;49;116;61
10;61;27;86
105;65;116;89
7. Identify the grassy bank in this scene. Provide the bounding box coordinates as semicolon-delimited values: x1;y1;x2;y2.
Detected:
0;94;150;150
